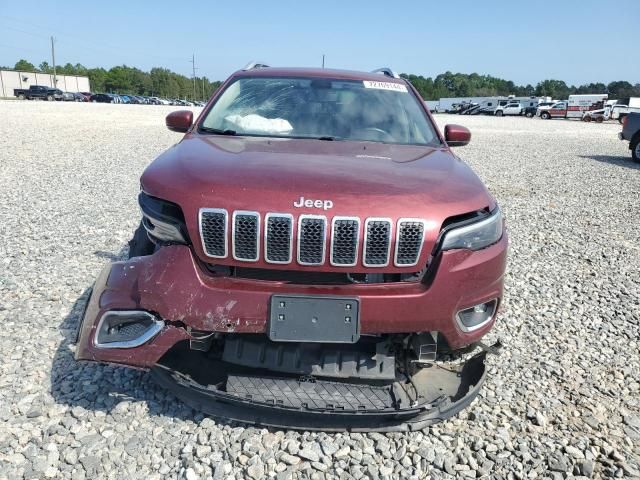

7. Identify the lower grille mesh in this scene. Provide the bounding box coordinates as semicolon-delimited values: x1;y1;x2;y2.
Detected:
396;221;425;265
266;215;292;263
200;210;227;257
298;217;326;264
364;220;391;266
332;219;359;265
233;213;259;261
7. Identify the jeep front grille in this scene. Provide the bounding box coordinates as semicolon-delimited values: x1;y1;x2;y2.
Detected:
331;217;360;266
232;211;260;261
265;214;293;264
395;219;426;266
199;210;427;268
200;209;228;258
297;216;326;265
363;219;392;267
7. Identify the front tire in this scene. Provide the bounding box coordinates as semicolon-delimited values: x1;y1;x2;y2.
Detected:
525;111;534;118
128;221;156;258
47;95;54;101
18;93;25;100
632;138;640;163
495;110;503;117
541;112;551;120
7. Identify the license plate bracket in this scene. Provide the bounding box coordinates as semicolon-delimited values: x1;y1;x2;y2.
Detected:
268;295;360;343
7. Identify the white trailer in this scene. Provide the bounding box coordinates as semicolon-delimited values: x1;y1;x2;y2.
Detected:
424;100;439;112
436;96;506;112
628;97;640;108
608;98;640;122
567;94;608;119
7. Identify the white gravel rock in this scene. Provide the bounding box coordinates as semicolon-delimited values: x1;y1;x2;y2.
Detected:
0;102;638;479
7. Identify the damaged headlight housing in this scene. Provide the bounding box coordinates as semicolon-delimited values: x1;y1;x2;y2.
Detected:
139;192;189;244
441;208;503;251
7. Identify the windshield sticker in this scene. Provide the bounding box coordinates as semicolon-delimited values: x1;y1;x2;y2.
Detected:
363;81;408;92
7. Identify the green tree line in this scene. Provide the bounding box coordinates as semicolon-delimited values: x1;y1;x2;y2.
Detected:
401;72;640;100
9;59;221;100
6;59;640;101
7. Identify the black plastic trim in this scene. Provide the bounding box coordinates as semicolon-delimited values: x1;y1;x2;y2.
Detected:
138;192;190;245
150;351;488;432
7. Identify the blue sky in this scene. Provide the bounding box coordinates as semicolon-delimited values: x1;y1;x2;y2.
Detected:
1;0;638;85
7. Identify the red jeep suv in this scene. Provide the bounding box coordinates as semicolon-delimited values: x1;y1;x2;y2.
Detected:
76;64;508;431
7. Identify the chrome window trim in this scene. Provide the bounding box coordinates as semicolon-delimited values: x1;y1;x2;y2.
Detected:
232;210;261;262
394;218;427;267
94;310;164;349
198;208;228;258
264;213;294;264
297;214;327;266
330;216;360;267
363;217;393;268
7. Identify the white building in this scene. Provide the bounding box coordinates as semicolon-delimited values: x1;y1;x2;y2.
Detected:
0;69;91;97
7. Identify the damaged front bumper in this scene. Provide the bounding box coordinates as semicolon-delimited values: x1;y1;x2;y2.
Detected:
75;243;505;429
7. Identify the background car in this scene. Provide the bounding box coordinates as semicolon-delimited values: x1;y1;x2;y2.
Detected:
90;93;115;103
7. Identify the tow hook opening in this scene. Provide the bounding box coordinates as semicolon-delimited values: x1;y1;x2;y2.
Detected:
94;310;164;349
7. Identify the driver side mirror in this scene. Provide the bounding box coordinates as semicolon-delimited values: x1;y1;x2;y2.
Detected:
444;124;471;147
166;110;193;133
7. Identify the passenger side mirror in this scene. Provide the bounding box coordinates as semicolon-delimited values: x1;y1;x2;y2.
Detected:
444;124;471;147
166;110;193;133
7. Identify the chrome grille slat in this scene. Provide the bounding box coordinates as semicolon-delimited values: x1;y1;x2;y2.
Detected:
199;208;228;258
331;217;360;266
265;214;293;264
297;215;326;265
232;211;260;261
394;219;426;266
363;218;392;267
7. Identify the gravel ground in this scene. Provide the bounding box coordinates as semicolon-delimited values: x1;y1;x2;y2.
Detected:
0;101;638;480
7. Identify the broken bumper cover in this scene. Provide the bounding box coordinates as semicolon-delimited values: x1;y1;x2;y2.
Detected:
75;238;506;367
150;349;489;432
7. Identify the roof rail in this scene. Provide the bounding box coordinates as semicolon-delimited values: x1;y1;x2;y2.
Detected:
371;67;400;79
242;61;270;71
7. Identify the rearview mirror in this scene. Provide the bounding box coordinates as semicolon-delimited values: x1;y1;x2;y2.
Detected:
166;110;193;133
444;124;471;147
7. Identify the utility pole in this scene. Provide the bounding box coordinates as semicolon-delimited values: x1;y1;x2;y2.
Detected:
322;54;325;68
190;53;196;101
51;36;57;87
201;77;205;100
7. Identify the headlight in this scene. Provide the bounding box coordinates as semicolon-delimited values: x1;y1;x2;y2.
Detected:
139;192;189;244
441;208;503;251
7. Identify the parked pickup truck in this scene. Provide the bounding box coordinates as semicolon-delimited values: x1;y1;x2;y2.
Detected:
494;101;523;116
619;112;640;162
14;85;63;101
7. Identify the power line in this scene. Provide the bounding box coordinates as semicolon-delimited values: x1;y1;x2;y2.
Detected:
50;36;56;87
189;54;197;100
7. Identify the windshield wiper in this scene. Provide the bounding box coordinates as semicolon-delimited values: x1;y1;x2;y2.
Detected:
199;126;237;136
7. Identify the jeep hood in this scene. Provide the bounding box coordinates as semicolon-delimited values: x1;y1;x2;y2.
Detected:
141;134;495;269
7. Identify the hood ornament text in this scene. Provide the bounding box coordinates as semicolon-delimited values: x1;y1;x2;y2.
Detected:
293;196;334;211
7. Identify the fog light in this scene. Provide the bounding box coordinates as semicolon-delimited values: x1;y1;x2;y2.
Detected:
94;310;163;349
456;300;498;332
